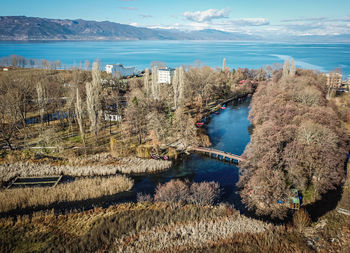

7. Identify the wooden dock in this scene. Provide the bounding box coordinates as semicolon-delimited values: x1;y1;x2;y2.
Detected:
189;147;245;163
7;175;62;189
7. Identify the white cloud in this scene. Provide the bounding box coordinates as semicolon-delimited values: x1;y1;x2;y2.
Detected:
183;9;230;22
278;15;350;36
226;18;269;26
281;17;327;22
129;22;138;26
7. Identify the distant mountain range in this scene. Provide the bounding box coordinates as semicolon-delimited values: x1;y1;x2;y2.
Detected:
1;16;350;42
0;16;258;41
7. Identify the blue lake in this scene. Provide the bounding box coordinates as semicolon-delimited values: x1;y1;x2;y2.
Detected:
1;41;350;76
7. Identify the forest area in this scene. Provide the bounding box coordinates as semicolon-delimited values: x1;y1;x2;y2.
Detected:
239;60;349;219
0;56;262;162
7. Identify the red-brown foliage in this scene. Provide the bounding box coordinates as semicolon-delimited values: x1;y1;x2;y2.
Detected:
154;179;221;206
239;70;348;218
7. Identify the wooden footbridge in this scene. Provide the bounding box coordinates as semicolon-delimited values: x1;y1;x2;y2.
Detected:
188;147;245;163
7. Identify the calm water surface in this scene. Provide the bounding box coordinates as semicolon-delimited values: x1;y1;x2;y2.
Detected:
1;41;350;76
113;98;251;209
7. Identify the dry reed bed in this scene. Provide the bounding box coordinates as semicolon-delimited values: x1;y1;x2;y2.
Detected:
0;176;133;213
0;157;172;182
113;214;270;252
117;157;172;173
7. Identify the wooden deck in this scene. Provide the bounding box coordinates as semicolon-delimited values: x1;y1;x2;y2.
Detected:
7;175;62;189
189;147;245;163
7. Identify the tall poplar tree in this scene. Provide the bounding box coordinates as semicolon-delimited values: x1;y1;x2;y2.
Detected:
86;62;102;141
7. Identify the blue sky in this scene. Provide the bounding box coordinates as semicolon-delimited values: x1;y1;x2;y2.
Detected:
1;0;350;36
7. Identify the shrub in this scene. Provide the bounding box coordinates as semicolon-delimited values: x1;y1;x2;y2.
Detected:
154;179;190;204
137;192;153;202
293;208;311;232
190;181;221;205
154;179;221;206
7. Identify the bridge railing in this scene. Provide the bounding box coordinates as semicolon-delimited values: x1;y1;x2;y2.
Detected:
188;146;244;162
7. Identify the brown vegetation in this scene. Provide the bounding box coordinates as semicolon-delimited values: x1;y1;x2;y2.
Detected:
0;175;133;212
154;179;221;206
293;208;311;232
239;65;348;218
0;202;271;253
0;155;171;183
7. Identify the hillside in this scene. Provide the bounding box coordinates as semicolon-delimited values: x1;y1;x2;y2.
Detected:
0;16;257;41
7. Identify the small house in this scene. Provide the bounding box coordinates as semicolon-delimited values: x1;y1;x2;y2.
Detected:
104;112;121;122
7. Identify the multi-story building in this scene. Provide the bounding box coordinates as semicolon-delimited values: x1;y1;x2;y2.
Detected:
157;67;174;84
105;63;136;77
326;72;343;88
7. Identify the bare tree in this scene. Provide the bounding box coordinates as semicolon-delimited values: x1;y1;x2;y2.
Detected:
144;68;151;97
282;59;290;78
0;85;21;150
151;66;159;99
75;88;86;152
36;81;45;125
84;60;90;71
290;58;296;77
86;62;102;141
222;58;227;72
172;66;185;109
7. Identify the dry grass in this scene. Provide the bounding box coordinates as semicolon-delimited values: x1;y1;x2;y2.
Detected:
194;227;312;253
116;157;172;174
0;203;232;252
0;175;133;213
0;156;172;183
113;214;270;253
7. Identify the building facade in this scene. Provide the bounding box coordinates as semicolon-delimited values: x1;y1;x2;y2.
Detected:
105;63;136;77
326;72;343;88
157;68;175;84
104;113;122;122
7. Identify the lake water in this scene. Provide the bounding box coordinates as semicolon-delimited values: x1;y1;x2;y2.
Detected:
1;41;350;76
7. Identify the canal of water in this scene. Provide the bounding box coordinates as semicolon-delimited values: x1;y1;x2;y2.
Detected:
129;98;251;209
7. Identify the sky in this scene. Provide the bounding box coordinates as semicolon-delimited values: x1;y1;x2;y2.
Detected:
1;0;350;36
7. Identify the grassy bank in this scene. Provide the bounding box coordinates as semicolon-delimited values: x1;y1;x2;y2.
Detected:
0;175;133;213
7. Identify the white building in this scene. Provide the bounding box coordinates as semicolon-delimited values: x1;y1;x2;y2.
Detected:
326;72;343;88
105;63;136;77
104;113;122;122
158;68;174;84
